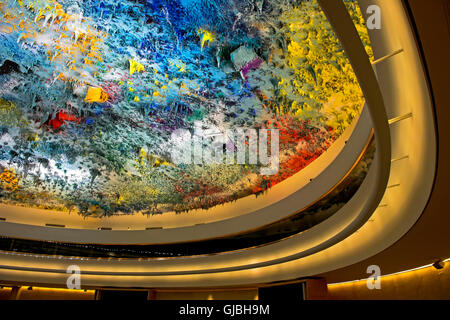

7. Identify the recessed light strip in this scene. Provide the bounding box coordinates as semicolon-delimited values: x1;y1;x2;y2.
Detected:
327;258;450;286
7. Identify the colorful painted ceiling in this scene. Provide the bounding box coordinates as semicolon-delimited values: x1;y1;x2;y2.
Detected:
0;0;372;217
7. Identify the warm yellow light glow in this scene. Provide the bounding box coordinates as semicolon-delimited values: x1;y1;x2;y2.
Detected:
327;258;450;287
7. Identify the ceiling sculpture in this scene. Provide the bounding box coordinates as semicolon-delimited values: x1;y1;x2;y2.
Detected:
0;0;372;217
0;137;375;258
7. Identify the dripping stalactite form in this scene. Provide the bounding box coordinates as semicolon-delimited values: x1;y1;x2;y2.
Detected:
0;0;372;216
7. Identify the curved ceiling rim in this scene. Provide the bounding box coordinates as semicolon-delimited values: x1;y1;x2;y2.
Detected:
0;0;392;278
0;107;372;244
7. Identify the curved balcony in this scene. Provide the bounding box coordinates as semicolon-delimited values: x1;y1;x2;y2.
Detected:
0;0;437;289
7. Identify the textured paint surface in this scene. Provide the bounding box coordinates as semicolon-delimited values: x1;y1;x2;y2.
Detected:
0;0;372;216
0;138;375;257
